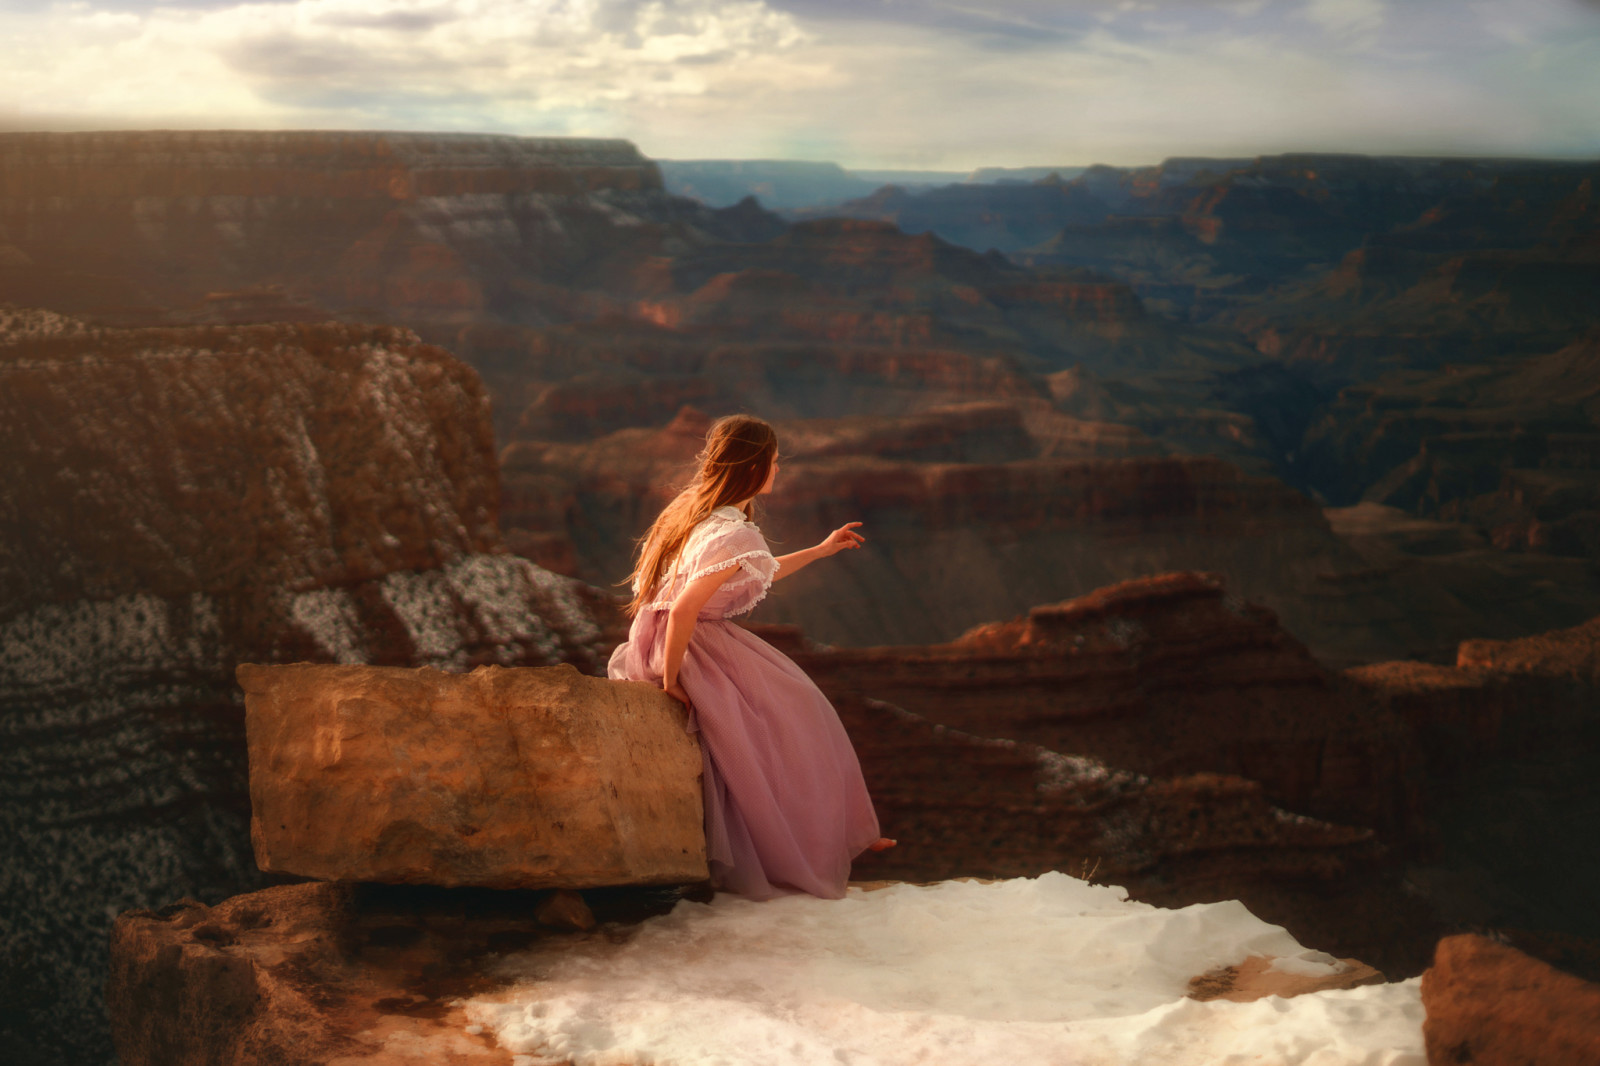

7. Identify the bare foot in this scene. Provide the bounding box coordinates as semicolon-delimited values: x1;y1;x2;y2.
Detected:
867;838;897;852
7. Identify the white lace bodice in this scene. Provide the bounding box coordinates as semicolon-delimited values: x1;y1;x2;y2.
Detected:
639;505;780;618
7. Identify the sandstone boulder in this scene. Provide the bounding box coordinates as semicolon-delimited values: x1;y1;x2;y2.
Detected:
239;663;706;888
1422;933;1600;1066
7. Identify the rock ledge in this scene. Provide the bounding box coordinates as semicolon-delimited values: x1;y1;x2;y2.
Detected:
240;662;706;889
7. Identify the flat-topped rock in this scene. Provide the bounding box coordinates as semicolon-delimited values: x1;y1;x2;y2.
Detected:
239;663;706;889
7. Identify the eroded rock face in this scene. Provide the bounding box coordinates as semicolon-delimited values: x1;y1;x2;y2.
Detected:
783;572;1416;836
1422;934;1600;1066
803;577;1600;971
1349;619;1600;946
105;880;690;1066
0;130;669;321
829;687;1441;973
239;663;706;889
837;689;1378;887
503;403;1382;656
0;314;608;1065
1;316;497;605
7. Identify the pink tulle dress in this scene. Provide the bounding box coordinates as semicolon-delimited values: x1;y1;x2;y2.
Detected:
607;505;882;899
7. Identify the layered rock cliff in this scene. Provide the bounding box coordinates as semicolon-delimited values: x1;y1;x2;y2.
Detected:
0;130;768;324
772;572;1600;973
1228;161;1600;383
795;176;1110;252
503;401;1549;663
0;311;605;1066
788;574;1410;830
1299;331;1600;523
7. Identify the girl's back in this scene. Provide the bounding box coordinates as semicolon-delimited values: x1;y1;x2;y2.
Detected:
607;414;884;899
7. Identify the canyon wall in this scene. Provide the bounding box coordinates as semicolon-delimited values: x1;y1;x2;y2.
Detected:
777;571;1600;973
502;401;1573;664
0;311;605;1066
0;130;765;325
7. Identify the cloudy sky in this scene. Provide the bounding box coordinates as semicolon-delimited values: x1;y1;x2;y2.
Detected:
2;0;1597;168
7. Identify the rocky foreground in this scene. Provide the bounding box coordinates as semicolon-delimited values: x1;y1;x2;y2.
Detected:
106;877;1402;1066
101;612;1600;1064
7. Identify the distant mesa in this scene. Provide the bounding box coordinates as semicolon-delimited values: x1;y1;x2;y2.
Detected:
659;158;970;210
657;158;1091;213
967;165;1090;184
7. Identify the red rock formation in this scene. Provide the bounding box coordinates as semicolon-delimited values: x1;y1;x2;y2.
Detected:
830;690;1442;970
836;687;1378;887
0;130;745;323
1422;934;1600;1066
105;881;640;1066
784;573;1416;835
0;311;607;1066
502;400;1368;653
239;663;705;889
1;317;497;607
803;584;1600;973
1350;610;1600;775
655;218;1169;365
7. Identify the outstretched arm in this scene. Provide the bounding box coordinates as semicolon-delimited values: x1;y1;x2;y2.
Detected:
660;566;737;705
773;522;865;581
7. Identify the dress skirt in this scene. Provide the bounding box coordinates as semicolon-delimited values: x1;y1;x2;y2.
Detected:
609;607;882;900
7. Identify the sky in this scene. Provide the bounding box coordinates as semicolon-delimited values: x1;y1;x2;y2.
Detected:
1;0;1597;168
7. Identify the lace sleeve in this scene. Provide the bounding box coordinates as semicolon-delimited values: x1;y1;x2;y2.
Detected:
683;520;779;617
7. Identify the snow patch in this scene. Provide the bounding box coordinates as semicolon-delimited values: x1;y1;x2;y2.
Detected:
0;306;90;345
288;588;367;664
381;567;469;664
381;554;599;670
1035;749;1144;796
463;873;1424;1066
0;592;222;692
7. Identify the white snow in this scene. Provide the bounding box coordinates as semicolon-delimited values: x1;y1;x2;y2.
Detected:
376;553;599;669
0;592;221;693
288;588;367;664
463;873;1424;1066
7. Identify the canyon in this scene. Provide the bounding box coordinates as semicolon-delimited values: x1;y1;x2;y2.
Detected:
4;131;1600;1063
6;134;1599;664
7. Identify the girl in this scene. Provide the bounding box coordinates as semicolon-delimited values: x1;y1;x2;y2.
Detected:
607;414;890;900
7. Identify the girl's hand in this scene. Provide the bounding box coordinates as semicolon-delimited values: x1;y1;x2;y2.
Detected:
817;522;865;557
663;679;691;706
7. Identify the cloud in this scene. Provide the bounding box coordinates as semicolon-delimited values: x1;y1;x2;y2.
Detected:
315;7;456;32
0;0;809;129
1300;0;1385;38
0;0;1596;165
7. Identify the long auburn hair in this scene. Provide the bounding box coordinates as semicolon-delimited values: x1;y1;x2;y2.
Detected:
625;414;779;616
